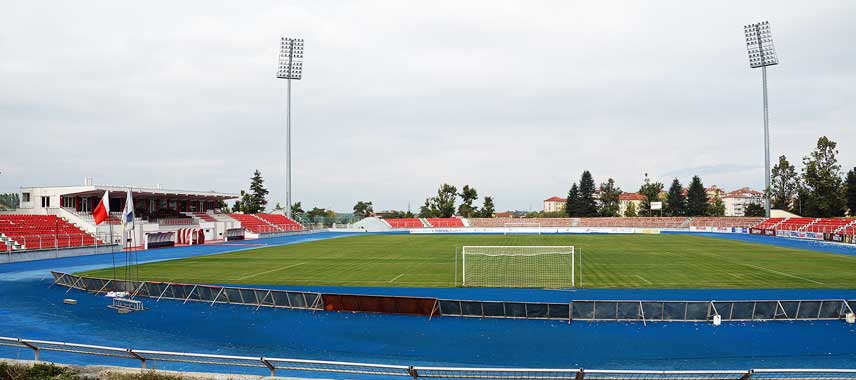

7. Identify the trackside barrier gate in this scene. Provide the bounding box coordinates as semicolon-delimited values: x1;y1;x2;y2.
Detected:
51;272;855;323
3;336;856;380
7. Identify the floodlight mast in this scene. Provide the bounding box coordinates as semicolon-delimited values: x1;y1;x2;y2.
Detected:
744;21;778;218
277;37;304;219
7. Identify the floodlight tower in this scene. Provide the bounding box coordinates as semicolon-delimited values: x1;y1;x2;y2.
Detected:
277;37;304;219
743;21;778;217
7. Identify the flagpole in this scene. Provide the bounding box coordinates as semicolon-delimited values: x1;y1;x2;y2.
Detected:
109;219;115;280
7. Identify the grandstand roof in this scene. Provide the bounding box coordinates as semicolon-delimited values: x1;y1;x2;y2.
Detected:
21;184;239;200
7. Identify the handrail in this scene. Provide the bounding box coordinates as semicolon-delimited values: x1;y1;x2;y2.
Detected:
5;336;856;380
2;335;856;379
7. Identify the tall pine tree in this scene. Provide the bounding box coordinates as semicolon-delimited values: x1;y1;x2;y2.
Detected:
686;175;708;216
578;171;598;217
565;183;580;217
248;169;269;213
665;178;686;216
480;196;496;217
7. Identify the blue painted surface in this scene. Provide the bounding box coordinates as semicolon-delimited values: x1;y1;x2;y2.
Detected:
1;231;856;373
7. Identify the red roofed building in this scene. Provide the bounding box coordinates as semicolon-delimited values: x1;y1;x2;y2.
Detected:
543;196;567;213
618;192;646;216
722;187;763;216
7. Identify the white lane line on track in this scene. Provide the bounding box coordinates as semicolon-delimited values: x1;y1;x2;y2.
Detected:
737;263;825;285
235;262;306;281
389;273;405;283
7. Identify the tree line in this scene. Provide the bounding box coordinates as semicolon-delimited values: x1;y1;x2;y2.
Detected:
770;136;856;217
560;171;731;218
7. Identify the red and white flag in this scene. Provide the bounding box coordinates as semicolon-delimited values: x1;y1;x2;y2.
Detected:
92;191;110;225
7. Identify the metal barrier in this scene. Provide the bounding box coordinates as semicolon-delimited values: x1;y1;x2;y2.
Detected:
570;300;855;322
2;336;856;379
52;272;323;311
51;272;855;323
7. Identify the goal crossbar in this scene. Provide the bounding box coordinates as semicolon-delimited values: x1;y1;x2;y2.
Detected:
462;246;574;288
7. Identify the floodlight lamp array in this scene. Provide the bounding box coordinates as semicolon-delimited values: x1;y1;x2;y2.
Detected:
277;37;304;79
744;21;778;68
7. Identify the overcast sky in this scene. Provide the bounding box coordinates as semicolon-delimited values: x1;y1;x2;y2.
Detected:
2;1;854;212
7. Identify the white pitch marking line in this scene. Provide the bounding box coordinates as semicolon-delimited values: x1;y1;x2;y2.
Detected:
738;263;825;285
388;273;405;283
236;262;305;281
635;275;653;284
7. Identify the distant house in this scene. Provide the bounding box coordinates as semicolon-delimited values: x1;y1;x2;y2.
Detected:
543;196;566;213
706;185;724;200
722;187;764;216
495;211;514;218
618;192;646;216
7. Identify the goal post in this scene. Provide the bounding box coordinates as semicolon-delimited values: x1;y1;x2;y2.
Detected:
503;222;542;235
461;246;574;288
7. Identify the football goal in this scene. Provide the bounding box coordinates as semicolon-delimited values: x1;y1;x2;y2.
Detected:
503;222;541;235
461;246;574;288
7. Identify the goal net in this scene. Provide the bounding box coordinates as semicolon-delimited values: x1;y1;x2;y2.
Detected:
462;246;574;288
503;222;541;235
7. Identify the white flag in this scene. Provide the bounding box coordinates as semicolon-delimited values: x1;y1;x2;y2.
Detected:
122;190;134;230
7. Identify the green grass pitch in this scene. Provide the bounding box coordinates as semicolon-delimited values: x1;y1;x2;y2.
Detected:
80;234;856;288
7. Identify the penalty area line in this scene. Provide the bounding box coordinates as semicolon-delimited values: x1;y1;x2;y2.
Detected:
635;275;653;284
235;262;306;281
737;263;825;285
388;273;405;283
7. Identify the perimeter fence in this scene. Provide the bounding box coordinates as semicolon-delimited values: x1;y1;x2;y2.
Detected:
51;272;856;324
2;336;856;380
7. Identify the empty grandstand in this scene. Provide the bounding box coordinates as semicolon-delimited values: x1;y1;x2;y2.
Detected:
0;214;103;250
425;218;465;227
382;218;425;228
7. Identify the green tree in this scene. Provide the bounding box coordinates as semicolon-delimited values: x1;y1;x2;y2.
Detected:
565;183;580;217
433;183;458;217
233;170;269;214
771;155;798;211
598;178;622;217
418;198;437;218
665;178;686;216
457;185;479;217
233;190;256;213
624;201;638;217
708;196;726;217
638;175;664;217
578;171;598;217
686;175;708;216
307;207;334;221
847;167;856;216
353;201;374;220
801;136;846;217
744;203;765;217
290;202;305;217
273;202;283;211
479;196;496;217
0;193;20;209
